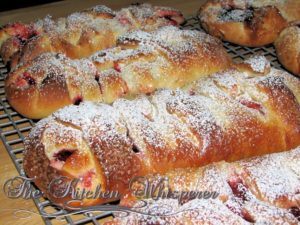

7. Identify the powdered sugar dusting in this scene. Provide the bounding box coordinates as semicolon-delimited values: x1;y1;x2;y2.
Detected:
110;147;300;224
244;55;270;73
26;56;300;171
9;24;228;109
219;8;253;22
9;3;185;68
24;56;300;221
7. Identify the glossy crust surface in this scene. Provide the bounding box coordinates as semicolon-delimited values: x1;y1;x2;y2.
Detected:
107;146;300;224
198;0;300;47
23;57;300;208
5;26;231;119
275;25;300;76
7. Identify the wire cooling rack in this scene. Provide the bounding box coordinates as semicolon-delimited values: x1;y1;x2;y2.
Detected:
0;16;285;225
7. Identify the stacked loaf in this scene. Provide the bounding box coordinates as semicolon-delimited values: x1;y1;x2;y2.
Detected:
23;56;300;208
5;26;231;119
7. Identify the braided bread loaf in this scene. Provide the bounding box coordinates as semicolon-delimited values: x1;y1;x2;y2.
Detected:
107;146;300;224
198;0;300;47
23;56;300;208
5;26;231;119
0;4;184;69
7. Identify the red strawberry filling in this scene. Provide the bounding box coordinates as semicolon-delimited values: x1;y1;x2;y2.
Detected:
167;19;178;26
23;72;36;85
95;72;101;82
15;77;28;88
50;149;77;170
156;9;182;17
15;72;36;88
225;201;243;218
156;9;183;25
54;149;76;162
6;23;39;43
290;207;300;221
240;99;264;115
80;170;95;189
189;90;196;96
118;17;131;25
9;23;30;38
227;176;249;201
241;210;255;223
12;37;21;48
226;176;255;222
113;62;121;72
73;96;83;105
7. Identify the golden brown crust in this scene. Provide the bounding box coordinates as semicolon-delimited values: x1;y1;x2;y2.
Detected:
23;56;300;208
273;0;300;22
108;146;300;224
1;4;185;70
5;27;231;119
0;22;38;64
198;0;295;47
0;37;22;65
275;25;300;76
0;22;35;48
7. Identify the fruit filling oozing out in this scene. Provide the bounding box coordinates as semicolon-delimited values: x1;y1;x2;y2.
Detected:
73;96;83;105
227;176;250;202
239;99;264;115
226;175;255;223
118;17;131;26
221;83;265;115
15;72;36;88
156;9;183;25
50;148;101;191
290;207;300;221
113;62;121;72
6;23;39;43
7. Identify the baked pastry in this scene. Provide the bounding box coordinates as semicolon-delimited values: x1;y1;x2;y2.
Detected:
275;25;300;77
107;146;300;224
198;0;300;47
0;4;184;69
0;10;110;66
5;26;231;119
0;22;39;65
23;56;300;208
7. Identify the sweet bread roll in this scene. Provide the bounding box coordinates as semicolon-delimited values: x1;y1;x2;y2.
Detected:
23;56;300;208
0;6;118;65
1;4;184;69
0;22;39;65
5;26;231;119
107;146;300;224
198;0;300;47
275;25;300;77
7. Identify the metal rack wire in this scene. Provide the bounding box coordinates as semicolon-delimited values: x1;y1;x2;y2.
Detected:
0;16;284;225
